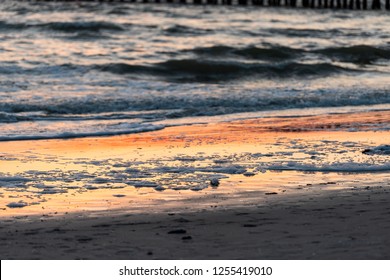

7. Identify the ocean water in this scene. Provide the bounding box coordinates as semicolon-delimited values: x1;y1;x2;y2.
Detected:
0;1;389;141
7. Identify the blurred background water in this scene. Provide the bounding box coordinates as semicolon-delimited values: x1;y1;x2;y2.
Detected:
0;1;389;140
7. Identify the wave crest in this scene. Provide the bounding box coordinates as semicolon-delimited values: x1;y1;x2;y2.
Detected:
97;60;359;82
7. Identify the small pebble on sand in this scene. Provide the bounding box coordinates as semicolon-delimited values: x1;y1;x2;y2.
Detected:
210;178;219;187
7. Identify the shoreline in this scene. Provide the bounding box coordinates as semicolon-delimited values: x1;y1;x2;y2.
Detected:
1;110;390;259
1;112;389;217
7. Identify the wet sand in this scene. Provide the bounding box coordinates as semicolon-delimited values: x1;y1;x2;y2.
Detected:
1;185;390;259
1;111;390;259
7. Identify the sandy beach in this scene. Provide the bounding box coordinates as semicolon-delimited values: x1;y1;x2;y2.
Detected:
1;111;389;259
1;185;390;260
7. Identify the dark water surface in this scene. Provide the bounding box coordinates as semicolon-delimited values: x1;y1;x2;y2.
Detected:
0;1;389;140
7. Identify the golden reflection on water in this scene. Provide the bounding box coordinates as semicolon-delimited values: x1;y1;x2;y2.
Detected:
1;112;390;217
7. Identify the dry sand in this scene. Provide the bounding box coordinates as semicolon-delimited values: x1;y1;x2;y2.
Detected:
1;111;389;259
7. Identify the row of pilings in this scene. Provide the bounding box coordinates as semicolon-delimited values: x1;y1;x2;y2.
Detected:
23;0;389;10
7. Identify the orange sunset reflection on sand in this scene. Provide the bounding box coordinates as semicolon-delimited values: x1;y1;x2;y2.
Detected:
1;110;389;217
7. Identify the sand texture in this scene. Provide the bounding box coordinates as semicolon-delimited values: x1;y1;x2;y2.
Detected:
1;186;390;259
